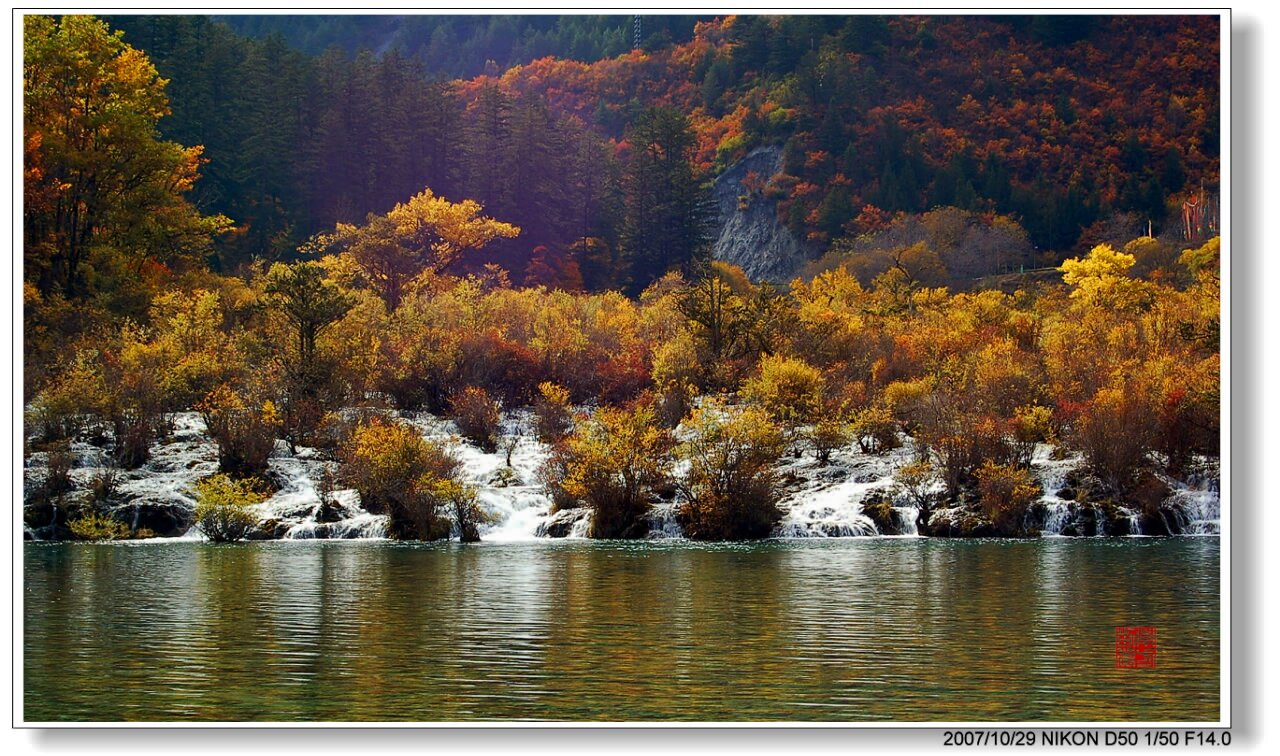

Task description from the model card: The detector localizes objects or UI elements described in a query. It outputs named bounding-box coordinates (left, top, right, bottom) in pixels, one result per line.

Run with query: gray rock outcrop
left=711, top=145, right=811, bottom=282
left=535, top=507, right=591, bottom=538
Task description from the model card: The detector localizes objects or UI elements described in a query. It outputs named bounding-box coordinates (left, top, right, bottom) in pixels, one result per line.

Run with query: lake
left=23, top=537, right=1220, bottom=723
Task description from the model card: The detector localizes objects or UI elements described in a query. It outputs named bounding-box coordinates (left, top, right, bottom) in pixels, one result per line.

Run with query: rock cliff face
left=711, top=146, right=811, bottom=282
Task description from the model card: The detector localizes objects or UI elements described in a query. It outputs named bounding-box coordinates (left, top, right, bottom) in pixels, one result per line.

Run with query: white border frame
left=8, top=5, right=1232, bottom=733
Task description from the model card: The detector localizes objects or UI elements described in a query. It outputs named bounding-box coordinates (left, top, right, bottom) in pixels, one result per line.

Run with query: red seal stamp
left=1115, top=626, right=1157, bottom=668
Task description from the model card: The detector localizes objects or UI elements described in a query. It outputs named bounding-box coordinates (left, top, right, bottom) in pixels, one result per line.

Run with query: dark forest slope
left=104, top=14, right=1219, bottom=286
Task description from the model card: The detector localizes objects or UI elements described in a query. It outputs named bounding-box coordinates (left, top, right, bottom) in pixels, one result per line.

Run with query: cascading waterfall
left=1039, top=502, right=1072, bottom=536
left=23, top=409, right=1221, bottom=542
left=1162, top=483, right=1220, bottom=535
left=1120, top=506, right=1143, bottom=536
left=891, top=505, right=920, bottom=536
left=568, top=512, right=592, bottom=538
left=643, top=501, right=685, bottom=539
left=252, top=411, right=560, bottom=542
left=408, top=411, right=557, bottom=542
left=1030, top=446, right=1084, bottom=536
left=771, top=444, right=909, bottom=537
left=114, top=412, right=216, bottom=535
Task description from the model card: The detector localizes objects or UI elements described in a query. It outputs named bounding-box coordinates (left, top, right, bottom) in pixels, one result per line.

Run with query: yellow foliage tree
left=677, top=401, right=786, bottom=540
left=193, top=474, right=264, bottom=543
left=341, top=417, right=473, bottom=540
left=533, top=382, right=574, bottom=442
left=1058, top=243, right=1151, bottom=311
left=975, top=461, right=1040, bottom=536
left=23, top=15, right=231, bottom=298
left=650, top=329, right=702, bottom=425
left=741, top=354, right=824, bottom=444
left=559, top=403, right=672, bottom=538
left=332, top=188, right=520, bottom=310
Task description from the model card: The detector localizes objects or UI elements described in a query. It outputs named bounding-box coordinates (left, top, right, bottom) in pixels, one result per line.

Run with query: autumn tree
left=450, top=386, right=503, bottom=452
left=193, top=474, right=264, bottom=543
left=868, top=242, right=947, bottom=309
left=1072, top=382, right=1157, bottom=497
left=677, top=402, right=787, bottom=540
left=1178, top=236, right=1221, bottom=351
left=263, top=260, right=355, bottom=447
left=741, top=353, right=825, bottom=451
left=197, top=383, right=281, bottom=478
left=1058, top=243, right=1152, bottom=312
left=533, top=381, right=574, bottom=443
left=650, top=330, right=701, bottom=427
left=553, top=402, right=673, bottom=539
left=894, top=460, right=938, bottom=531
left=264, top=261, right=355, bottom=368
left=679, top=267, right=744, bottom=363
left=23, top=15, right=229, bottom=300
left=677, top=261, right=762, bottom=388
left=331, top=188, right=519, bottom=310
left=341, top=417, right=476, bottom=541
left=975, top=461, right=1040, bottom=536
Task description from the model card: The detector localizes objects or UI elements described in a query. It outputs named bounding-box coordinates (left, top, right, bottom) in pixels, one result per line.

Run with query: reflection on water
left=24, top=539, right=1219, bottom=722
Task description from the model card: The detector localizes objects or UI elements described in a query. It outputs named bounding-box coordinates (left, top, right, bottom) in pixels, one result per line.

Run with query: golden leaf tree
left=331, top=188, right=520, bottom=311
left=23, top=15, right=230, bottom=299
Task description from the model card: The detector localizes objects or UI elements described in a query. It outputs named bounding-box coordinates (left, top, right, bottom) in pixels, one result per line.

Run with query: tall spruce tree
left=619, top=106, right=715, bottom=295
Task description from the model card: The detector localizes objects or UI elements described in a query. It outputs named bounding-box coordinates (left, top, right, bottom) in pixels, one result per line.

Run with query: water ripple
left=24, top=539, right=1219, bottom=722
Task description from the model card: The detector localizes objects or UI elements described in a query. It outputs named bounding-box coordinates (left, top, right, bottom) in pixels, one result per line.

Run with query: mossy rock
left=245, top=518, right=292, bottom=540
left=1097, top=501, right=1132, bottom=536
left=1127, top=471, right=1175, bottom=535
left=124, top=497, right=195, bottom=537
left=486, top=466, right=522, bottom=488
left=22, top=498, right=73, bottom=542
left=387, top=513, right=453, bottom=541
left=535, top=507, right=590, bottom=538
left=1138, top=511, right=1172, bottom=536
left=24, top=499, right=62, bottom=530
left=1062, top=470, right=1109, bottom=504
left=927, top=507, right=995, bottom=538
left=1073, top=504, right=1101, bottom=536
left=653, top=482, right=678, bottom=501
left=860, top=491, right=899, bottom=535
left=314, top=497, right=345, bottom=523
left=1127, top=471, right=1173, bottom=512
left=954, top=513, right=994, bottom=537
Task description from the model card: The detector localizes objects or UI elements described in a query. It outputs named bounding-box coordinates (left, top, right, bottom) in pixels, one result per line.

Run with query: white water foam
left=24, top=409, right=1221, bottom=542
left=771, top=439, right=914, bottom=537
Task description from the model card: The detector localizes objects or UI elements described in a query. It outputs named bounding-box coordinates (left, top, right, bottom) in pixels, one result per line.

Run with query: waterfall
left=23, top=407, right=1222, bottom=542
left=245, top=412, right=564, bottom=542
left=406, top=411, right=556, bottom=541
left=1039, top=501, right=1073, bottom=536
left=113, top=412, right=216, bottom=533
left=568, top=513, right=592, bottom=538
left=1031, top=445, right=1083, bottom=536
left=771, top=440, right=912, bottom=537
left=892, top=505, right=920, bottom=536
left=1162, top=484, right=1220, bottom=535
left=284, top=511, right=388, bottom=540
left=644, top=501, right=685, bottom=539
left=1123, top=507, right=1143, bottom=536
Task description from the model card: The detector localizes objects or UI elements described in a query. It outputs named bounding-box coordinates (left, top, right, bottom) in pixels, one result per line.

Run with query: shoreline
left=24, top=409, right=1221, bottom=544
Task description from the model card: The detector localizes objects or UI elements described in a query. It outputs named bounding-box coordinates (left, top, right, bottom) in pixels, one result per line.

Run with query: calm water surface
left=24, top=538, right=1219, bottom=722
